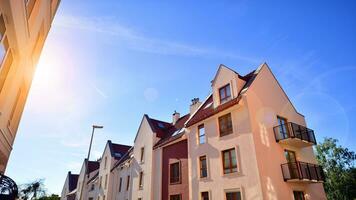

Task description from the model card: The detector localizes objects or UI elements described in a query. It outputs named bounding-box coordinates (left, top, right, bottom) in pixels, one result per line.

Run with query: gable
left=133, top=115, right=156, bottom=144
left=245, top=63, right=303, bottom=117
left=211, top=64, right=246, bottom=108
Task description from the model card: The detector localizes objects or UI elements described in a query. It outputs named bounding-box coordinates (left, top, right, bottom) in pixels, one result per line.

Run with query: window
left=277, top=116, right=289, bottom=138
left=99, top=176, right=102, bottom=188
left=170, top=194, right=181, bottom=200
left=219, top=113, right=233, bottom=136
left=293, top=191, right=305, bottom=200
left=118, top=177, right=122, bottom=192
left=226, top=191, right=241, bottom=200
left=90, top=184, right=94, bottom=191
left=170, top=162, right=180, bottom=184
left=104, top=174, right=108, bottom=189
left=126, top=175, right=130, bottom=191
left=138, top=198, right=142, bottom=200
left=103, top=195, right=105, bottom=200
left=104, top=157, right=107, bottom=169
left=140, top=147, right=145, bottom=162
left=201, top=192, right=209, bottom=200
left=222, top=148, right=238, bottom=174
left=219, top=84, right=231, bottom=103
left=285, top=150, right=298, bottom=178
left=199, top=156, right=208, bottom=178
left=139, top=171, right=143, bottom=189
left=198, top=124, right=206, bottom=144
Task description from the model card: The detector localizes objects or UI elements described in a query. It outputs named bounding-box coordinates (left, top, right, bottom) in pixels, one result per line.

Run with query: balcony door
left=285, top=150, right=299, bottom=179
left=277, top=116, right=289, bottom=139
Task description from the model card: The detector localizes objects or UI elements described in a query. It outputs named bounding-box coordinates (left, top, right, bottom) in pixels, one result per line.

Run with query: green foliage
left=316, top=137, right=356, bottom=200
left=37, top=194, right=60, bottom=200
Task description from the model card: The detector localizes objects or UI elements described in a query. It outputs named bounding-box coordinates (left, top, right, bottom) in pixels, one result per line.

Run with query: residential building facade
left=185, top=64, right=326, bottom=200
left=60, top=171, right=79, bottom=200
left=61, top=64, right=326, bottom=200
left=0, top=0, right=60, bottom=173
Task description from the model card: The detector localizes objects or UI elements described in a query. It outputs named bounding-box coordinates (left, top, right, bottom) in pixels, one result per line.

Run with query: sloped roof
left=87, top=160, right=100, bottom=174
left=153, top=114, right=190, bottom=148
left=186, top=65, right=261, bottom=127
left=108, top=141, right=132, bottom=160
left=68, top=172, right=79, bottom=192
left=110, top=147, right=133, bottom=172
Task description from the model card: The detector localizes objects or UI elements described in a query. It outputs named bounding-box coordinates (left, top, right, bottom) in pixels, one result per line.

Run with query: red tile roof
left=87, top=160, right=100, bottom=174
left=152, top=114, right=190, bottom=148
left=186, top=69, right=258, bottom=127
left=108, top=141, right=132, bottom=160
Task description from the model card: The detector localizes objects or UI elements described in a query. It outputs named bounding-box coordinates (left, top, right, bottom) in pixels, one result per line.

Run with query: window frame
left=201, top=191, right=210, bottom=200
left=118, top=177, right=122, bottom=192
left=169, top=161, right=181, bottom=184
left=222, top=148, right=238, bottom=174
left=199, top=155, right=208, bottom=178
left=218, top=113, right=233, bottom=137
left=293, top=191, right=305, bottom=200
left=126, top=175, right=130, bottom=191
left=225, top=190, right=242, bottom=200
left=219, top=83, right=232, bottom=104
left=139, top=171, right=144, bottom=189
left=169, top=194, right=181, bottom=200
left=198, top=124, right=206, bottom=144
left=140, top=147, right=145, bottom=163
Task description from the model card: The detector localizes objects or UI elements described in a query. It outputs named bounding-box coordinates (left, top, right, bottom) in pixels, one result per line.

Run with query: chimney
left=190, top=98, right=202, bottom=115
left=172, top=110, right=180, bottom=125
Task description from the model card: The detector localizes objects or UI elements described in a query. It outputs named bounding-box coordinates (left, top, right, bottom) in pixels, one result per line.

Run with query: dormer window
left=219, top=84, right=231, bottom=104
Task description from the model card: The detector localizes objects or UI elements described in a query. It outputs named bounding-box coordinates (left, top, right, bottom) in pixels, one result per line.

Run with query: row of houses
left=60, top=64, right=327, bottom=200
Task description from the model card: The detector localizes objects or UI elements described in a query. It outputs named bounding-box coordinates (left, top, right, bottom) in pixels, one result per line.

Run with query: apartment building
left=61, top=63, right=326, bottom=200
left=0, top=0, right=60, bottom=173
left=152, top=112, right=190, bottom=200
left=75, top=159, right=100, bottom=200
left=110, top=148, right=134, bottom=200
left=60, top=171, right=79, bottom=200
left=185, top=64, right=326, bottom=200
left=97, top=141, right=131, bottom=200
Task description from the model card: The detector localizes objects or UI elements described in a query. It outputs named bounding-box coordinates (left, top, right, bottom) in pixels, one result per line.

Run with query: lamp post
left=79, top=125, right=103, bottom=200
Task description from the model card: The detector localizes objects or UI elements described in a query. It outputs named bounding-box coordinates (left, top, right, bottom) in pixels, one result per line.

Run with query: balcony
left=281, top=161, right=325, bottom=183
left=273, top=122, right=316, bottom=147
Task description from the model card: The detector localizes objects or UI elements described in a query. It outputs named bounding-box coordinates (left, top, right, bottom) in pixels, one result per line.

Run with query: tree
left=19, top=179, right=46, bottom=200
left=38, top=194, right=60, bottom=200
left=316, top=137, right=356, bottom=200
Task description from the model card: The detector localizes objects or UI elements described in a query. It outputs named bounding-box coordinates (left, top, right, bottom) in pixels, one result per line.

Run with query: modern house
left=185, top=64, right=326, bottom=200
left=0, top=0, right=60, bottom=173
left=62, top=63, right=326, bottom=200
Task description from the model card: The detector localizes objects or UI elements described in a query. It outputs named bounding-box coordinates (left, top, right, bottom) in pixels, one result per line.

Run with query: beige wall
left=244, top=64, right=326, bottom=200
left=0, top=0, right=60, bottom=173
left=187, top=66, right=264, bottom=199
left=187, top=104, right=264, bottom=200
left=60, top=173, right=70, bottom=200
left=111, top=158, right=133, bottom=200
left=131, top=116, right=156, bottom=200
left=152, top=147, right=162, bottom=200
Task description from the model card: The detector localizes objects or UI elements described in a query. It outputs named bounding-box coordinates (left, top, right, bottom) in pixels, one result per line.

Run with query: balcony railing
left=281, top=161, right=325, bottom=182
left=273, top=122, right=316, bottom=146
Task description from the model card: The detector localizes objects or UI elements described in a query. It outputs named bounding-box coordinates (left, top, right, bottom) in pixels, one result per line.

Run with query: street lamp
left=79, top=125, right=103, bottom=200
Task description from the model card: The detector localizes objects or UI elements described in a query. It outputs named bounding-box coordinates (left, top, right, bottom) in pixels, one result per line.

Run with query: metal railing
left=281, top=161, right=325, bottom=182
left=273, top=122, right=316, bottom=144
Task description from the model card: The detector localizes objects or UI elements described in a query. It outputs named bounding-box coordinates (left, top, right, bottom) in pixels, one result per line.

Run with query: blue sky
left=6, top=0, right=356, bottom=195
